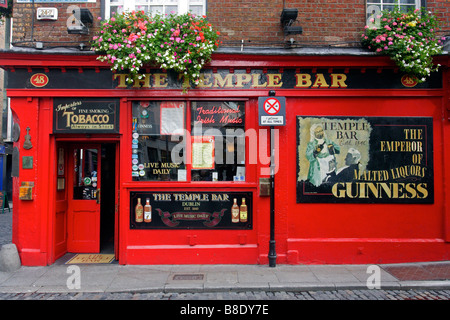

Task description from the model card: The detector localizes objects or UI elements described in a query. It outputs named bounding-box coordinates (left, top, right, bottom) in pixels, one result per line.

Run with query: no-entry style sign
left=258, top=96, right=286, bottom=126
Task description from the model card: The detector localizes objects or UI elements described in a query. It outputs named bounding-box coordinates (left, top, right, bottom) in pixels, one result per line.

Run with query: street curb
left=2, top=281, right=449, bottom=295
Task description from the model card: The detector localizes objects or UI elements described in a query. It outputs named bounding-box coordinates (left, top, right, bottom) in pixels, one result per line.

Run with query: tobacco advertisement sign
left=53, top=98, right=120, bottom=133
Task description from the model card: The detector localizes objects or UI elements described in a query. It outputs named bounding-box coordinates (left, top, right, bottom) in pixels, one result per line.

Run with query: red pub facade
left=0, top=0, right=449, bottom=266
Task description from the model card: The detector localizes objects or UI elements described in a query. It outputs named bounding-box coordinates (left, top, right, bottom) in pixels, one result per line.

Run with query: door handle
left=96, top=188, right=101, bottom=204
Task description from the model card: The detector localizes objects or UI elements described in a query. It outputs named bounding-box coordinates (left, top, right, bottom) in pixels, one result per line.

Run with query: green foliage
left=91, top=10, right=221, bottom=89
left=361, top=7, right=444, bottom=82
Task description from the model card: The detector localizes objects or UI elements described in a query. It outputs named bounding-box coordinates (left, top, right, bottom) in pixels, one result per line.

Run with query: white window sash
left=105, top=0, right=205, bottom=19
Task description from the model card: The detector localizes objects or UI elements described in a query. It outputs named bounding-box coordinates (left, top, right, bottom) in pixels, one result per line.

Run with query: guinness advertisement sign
left=53, top=98, right=120, bottom=133
left=296, top=116, right=434, bottom=204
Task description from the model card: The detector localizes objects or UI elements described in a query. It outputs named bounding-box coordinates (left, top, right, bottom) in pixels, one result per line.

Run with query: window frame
left=130, top=99, right=251, bottom=184
left=365, top=0, right=424, bottom=27
left=105, top=0, right=206, bottom=19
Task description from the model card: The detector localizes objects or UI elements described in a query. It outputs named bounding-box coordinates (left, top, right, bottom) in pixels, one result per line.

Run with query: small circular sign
left=30, top=73, right=49, bottom=88
left=401, top=75, right=418, bottom=88
left=263, top=98, right=281, bottom=115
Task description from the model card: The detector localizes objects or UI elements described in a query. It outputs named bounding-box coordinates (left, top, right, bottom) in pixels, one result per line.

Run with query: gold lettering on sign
left=114, top=71, right=349, bottom=89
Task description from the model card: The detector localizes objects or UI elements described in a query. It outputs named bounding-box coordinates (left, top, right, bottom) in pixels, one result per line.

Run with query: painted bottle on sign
left=144, top=198, right=152, bottom=223
left=239, top=198, right=247, bottom=223
left=231, top=198, right=239, bottom=223
left=135, top=198, right=144, bottom=223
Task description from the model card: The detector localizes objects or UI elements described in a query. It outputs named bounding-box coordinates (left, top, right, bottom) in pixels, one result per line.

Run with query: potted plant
left=91, top=10, right=221, bottom=90
left=361, top=7, right=445, bottom=83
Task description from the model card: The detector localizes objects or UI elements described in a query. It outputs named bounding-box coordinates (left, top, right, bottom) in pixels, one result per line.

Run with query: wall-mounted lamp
left=280, top=8, right=303, bottom=35
left=67, top=8, right=93, bottom=35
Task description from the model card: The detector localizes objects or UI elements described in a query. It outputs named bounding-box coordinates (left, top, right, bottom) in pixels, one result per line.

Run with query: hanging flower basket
left=361, top=8, right=445, bottom=83
left=91, top=11, right=221, bottom=89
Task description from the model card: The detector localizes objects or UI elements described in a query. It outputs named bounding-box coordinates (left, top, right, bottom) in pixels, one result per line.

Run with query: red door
left=67, top=144, right=102, bottom=253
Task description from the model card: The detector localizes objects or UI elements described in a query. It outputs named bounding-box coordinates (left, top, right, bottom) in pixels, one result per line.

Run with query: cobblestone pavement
left=0, top=208, right=12, bottom=248
left=1, top=289, right=450, bottom=300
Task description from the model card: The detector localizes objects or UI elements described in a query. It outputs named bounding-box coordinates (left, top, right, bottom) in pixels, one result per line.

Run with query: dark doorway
left=100, top=143, right=116, bottom=253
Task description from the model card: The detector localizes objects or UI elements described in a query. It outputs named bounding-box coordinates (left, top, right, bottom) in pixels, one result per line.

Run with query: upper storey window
left=366, top=0, right=422, bottom=27
left=107, top=0, right=206, bottom=18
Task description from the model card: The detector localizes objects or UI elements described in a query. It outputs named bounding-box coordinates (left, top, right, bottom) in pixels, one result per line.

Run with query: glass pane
left=110, top=5, right=124, bottom=16
left=165, top=5, right=178, bottom=14
left=191, top=101, right=246, bottom=182
left=400, top=4, right=416, bottom=13
left=150, top=5, right=164, bottom=14
left=73, top=148, right=98, bottom=200
left=188, top=5, right=203, bottom=16
left=132, top=101, right=186, bottom=181
left=135, top=5, right=150, bottom=13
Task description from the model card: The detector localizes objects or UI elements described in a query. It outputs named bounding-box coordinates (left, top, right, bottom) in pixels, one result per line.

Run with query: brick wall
left=207, top=0, right=367, bottom=47
left=9, top=0, right=450, bottom=49
left=11, top=0, right=101, bottom=48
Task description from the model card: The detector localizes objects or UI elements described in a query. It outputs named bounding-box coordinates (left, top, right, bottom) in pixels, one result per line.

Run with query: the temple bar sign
left=53, top=98, right=120, bottom=133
